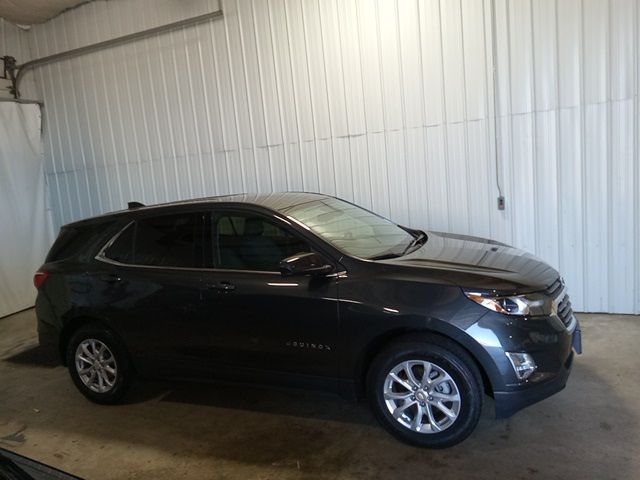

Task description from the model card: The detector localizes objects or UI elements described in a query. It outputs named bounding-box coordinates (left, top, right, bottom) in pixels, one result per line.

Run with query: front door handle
left=100, top=273, right=121, bottom=284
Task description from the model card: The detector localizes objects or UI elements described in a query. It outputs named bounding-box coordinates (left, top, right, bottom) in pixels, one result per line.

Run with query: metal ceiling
left=0, top=0, right=86, bottom=24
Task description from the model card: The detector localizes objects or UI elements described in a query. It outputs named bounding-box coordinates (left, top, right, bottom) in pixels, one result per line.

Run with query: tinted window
left=213, top=214, right=310, bottom=271
left=47, top=222, right=114, bottom=262
left=282, top=197, right=414, bottom=259
left=103, top=222, right=135, bottom=264
left=135, top=214, right=200, bottom=267
left=103, top=214, right=202, bottom=268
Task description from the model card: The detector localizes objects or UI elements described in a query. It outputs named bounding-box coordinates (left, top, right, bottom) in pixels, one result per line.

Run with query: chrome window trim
left=96, top=254, right=213, bottom=273
left=97, top=252, right=340, bottom=276
left=94, top=213, right=346, bottom=276
left=95, top=220, right=209, bottom=273
left=95, top=220, right=134, bottom=263
left=97, top=246, right=281, bottom=275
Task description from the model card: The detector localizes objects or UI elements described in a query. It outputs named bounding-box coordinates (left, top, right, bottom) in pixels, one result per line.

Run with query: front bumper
left=493, top=319, right=581, bottom=418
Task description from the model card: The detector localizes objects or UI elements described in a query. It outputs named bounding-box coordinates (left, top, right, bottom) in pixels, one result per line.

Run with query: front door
left=199, top=209, right=341, bottom=378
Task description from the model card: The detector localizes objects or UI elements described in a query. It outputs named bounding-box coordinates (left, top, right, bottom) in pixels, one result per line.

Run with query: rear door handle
left=206, top=281, right=236, bottom=293
left=217, top=282, right=236, bottom=292
left=100, top=273, right=121, bottom=284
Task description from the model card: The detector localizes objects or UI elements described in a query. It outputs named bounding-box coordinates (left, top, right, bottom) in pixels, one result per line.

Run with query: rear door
left=198, top=208, right=341, bottom=378
left=93, top=211, right=205, bottom=374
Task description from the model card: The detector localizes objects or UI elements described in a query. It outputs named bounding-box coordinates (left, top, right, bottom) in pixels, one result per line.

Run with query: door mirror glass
left=279, top=252, right=333, bottom=277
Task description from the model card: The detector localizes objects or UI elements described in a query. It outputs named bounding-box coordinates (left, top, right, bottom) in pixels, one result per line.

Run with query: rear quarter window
left=102, top=222, right=135, bottom=264
left=46, top=222, right=115, bottom=262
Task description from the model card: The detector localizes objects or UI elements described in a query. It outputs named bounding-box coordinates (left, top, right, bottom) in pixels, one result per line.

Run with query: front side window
left=281, top=197, right=415, bottom=259
left=103, top=213, right=202, bottom=268
left=213, top=213, right=310, bottom=271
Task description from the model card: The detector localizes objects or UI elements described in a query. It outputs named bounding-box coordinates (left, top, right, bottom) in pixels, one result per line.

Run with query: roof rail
left=128, top=201, right=145, bottom=209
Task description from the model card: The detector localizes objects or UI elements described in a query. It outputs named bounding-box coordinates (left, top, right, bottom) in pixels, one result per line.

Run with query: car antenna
left=128, top=201, right=145, bottom=209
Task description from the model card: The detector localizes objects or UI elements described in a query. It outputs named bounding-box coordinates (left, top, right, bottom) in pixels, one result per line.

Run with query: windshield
left=282, top=197, right=416, bottom=259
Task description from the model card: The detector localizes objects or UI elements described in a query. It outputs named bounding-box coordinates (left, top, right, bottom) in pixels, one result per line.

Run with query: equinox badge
left=286, top=340, right=332, bottom=351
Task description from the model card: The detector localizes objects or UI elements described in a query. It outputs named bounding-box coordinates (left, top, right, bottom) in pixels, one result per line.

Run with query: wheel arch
left=356, top=326, right=501, bottom=400
left=58, top=315, right=132, bottom=370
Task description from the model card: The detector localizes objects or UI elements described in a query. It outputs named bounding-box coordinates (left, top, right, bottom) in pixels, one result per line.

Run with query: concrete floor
left=0, top=310, right=638, bottom=480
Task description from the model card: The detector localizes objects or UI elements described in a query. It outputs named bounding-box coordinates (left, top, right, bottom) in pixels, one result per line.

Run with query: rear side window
left=47, top=222, right=114, bottom=262
left=136, top=214, right=200, bottom=267
left=103, top=213, right=202, bottom=268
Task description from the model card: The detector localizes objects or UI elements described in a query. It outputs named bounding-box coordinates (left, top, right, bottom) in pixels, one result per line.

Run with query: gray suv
left=35, top=192, right=582, bottom=447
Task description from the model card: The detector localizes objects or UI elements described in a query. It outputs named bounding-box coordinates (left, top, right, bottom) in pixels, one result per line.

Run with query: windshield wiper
left=370, top=230, right=428, bottom=260
left=400, top=230, right=428, bottom=256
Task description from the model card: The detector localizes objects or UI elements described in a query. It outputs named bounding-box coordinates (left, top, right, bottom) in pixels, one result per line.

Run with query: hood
left=378, top=231, right=559, bottom=294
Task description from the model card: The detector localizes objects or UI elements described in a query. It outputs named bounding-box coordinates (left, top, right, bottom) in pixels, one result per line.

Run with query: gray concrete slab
left=0, top=309, right=638, bottom=479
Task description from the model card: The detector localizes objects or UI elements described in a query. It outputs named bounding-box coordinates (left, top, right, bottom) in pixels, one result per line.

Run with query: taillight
left=33, top=271, right=49, bottom=289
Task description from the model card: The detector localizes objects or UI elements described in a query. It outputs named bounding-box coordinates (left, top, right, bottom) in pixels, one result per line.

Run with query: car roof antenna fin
left=128, top=201, right=145, bottom=209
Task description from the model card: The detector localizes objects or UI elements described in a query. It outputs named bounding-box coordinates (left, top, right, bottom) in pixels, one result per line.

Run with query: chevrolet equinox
left=35, top=192, right=582, bottom=448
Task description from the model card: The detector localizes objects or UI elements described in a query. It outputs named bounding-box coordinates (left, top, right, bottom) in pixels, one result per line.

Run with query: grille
left=546, top=277, right=574, bottom=328
left=545, top=278, right=563, bottom=298
left=556, top=294, right=574, bottom=327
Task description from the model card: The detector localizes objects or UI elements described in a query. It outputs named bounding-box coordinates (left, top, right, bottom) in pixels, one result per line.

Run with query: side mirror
left=279, top=252, right=334, bottom=277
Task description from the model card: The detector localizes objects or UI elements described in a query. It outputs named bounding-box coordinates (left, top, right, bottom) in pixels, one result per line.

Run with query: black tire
left=66, top=323, right=132, bottom=404
left=367, top=334, right=483, bottom=448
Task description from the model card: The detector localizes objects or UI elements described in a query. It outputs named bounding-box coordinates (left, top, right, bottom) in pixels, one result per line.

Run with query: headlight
left=463, top=290, right=552, bottom=316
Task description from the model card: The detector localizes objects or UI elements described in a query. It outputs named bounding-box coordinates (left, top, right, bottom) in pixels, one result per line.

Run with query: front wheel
left=367, top=336, right=483, bottom=448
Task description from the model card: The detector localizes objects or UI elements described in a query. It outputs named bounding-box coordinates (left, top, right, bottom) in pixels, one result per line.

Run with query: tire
left=367, top=335, right=483, bottom=448
left=66, top=323, right=132, bottom=404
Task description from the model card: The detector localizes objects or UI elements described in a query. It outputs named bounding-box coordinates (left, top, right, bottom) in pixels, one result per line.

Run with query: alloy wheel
left=75, top=339, right=118, bottom=393
left=383, top=360, right=461, bottom=434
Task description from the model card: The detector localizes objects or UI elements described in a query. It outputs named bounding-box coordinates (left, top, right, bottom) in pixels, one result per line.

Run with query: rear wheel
left=367, top=336, right=482, bottom=448
left=66, top=324, right=132, bottom=404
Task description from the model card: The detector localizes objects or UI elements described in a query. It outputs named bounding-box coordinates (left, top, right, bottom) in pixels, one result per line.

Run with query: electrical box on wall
left=0, top=57, right=14, bottom=99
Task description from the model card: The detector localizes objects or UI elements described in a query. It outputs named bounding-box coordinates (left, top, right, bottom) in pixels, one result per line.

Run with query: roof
left=145, top=191, right=330, bottom=212
left=66, top=192, right=332, bottom=227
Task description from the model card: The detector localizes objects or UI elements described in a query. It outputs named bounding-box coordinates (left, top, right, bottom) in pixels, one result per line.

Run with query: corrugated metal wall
left=6, top=0, right=640, bottom=313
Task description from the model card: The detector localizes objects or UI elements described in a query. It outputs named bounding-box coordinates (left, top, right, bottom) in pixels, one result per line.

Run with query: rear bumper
left=36, top=294, right=62, bottom=361
left=37, top=317, right=60, bottom=351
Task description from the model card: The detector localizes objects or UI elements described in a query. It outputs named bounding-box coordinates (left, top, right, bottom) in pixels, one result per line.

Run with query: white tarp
left=0, top=101, right=53, bottom=317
